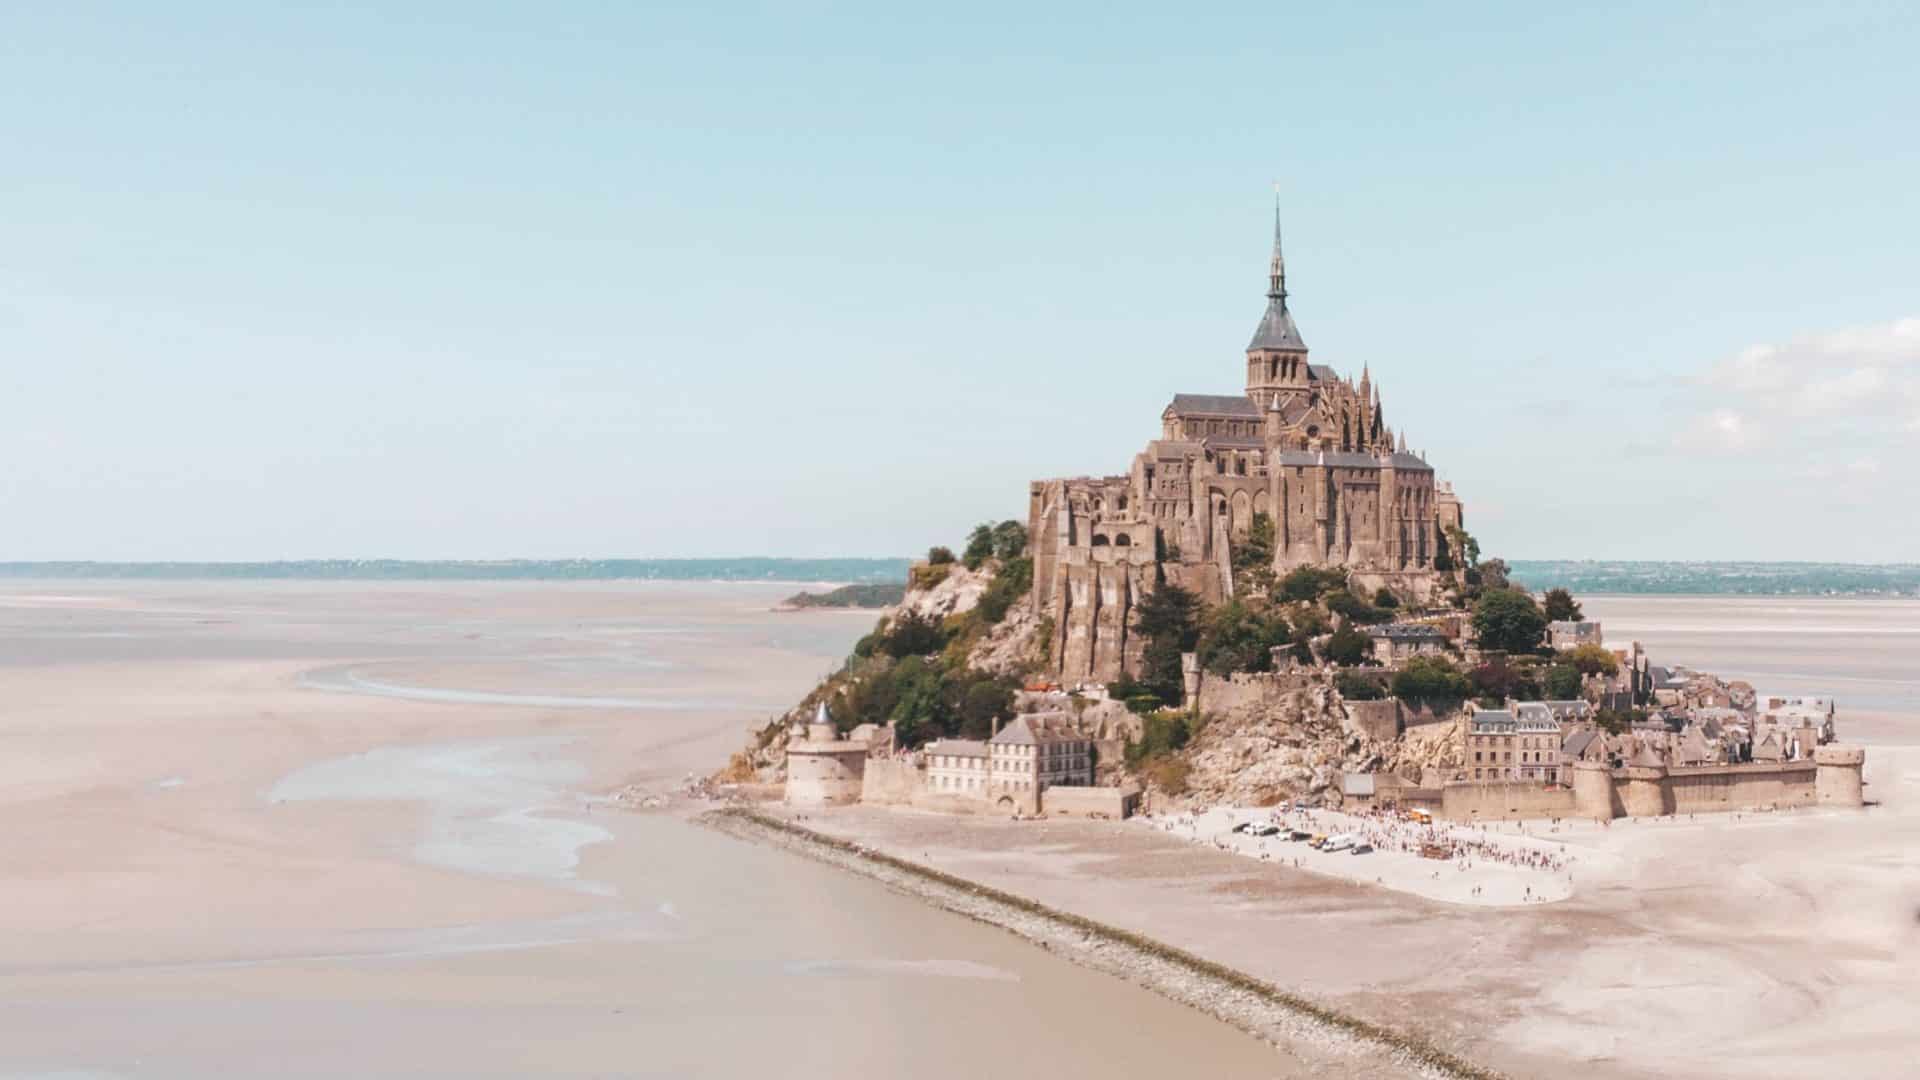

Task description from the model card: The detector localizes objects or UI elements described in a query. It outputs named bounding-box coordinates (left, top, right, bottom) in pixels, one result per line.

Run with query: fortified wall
left=1432, top=749, right=1866, bottom=822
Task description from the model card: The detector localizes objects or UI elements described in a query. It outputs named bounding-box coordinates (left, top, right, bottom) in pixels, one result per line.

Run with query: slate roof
left=1562, top=730, right=1601, bottom=759
left=1470, top=710, right=1515, bottom=733
left=1369, top=623, right=1446, bottom=640
left=1168, top=393, right=1261, bottom=418
left=925, top=738, right=987, bottom=758
left=1270, top=450, right=1434, bottom=471
left=1248, top=297, right=1307, bottom=351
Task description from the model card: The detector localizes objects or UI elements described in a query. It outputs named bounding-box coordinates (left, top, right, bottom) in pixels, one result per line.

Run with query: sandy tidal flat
left=0, top=581, right=1288, bottom=1080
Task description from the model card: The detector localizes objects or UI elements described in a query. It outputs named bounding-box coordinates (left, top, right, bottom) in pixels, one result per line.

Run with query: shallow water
left=1581, top=595, right=1920, bottom=738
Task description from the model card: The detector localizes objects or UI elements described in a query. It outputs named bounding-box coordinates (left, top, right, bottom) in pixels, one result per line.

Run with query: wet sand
left=0, top=582, right=1287, bottom=1079
left=4, top=583, right=1913, bottom=1078
left=797, top=747, right=1920, bottom=1079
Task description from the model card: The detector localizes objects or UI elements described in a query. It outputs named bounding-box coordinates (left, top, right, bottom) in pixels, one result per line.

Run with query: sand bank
left=701, top=807, right=1494, bottom=1080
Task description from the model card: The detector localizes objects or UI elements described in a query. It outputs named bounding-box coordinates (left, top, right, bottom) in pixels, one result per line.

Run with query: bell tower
left=1245, top=196, right=1309, bottom=409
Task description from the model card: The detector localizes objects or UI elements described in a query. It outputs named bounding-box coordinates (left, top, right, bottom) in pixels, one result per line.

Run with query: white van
left=1320, top=833, right=1356, bottom=853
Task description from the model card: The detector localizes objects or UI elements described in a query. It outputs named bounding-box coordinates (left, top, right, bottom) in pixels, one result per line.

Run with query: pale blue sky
left=4, top=3, right=1916, bottom=561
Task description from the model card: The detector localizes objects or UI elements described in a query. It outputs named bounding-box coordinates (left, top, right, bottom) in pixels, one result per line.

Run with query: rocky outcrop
left=897, top=563, right=989, bottom=622
left=1153, top=678, right=1465, bottom=809
left=962, top=592, right=1043, bottom=677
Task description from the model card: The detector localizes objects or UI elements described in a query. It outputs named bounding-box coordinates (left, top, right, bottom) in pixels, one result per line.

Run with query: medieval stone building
left=1031, top=208, right=1466, bottom=684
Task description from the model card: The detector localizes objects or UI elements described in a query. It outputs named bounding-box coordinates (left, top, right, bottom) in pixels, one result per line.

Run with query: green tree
left=879, top=611, right=947, bottom=658
left=1123, top=710, right=1191, bottom=767
left=1231, top=513, right=1277, bottom=594
left=1278, top=565, right=1348, bottom=602
left=1470, top=656, right=1539, bottom=702
left=1595, top=707, right=1645, bottom=736
left=1542, top=587, right=1583, bottom=623
left=975, top=556, right=1032, bottom=625
left=991, top=519, right=1029, bottom=561
left=1543, top=663, right=1583, bottom=700
left=1391, top=656, right=1473, bottom=705
left=1323, top=625, right=1375, bottom=666
left=1445, top=526, right=1480, bottom=569
left=1196, top=600, right=1290, bottom=676
left=927, top=546, right=955, bottom=565
left=886, top=656, right=946, bottom=746
left=962, top=524, right=995, bottom=569
left=1122, top=584, right=1200, bottom=706
left=1134, top=584, right=1200, bottom=648
left=955, top=677, right=1015, bottom=739
left=1335, top=671, right=1386, bottom=700
left=1478, top=557, right=1511, bottom=592
left=1326, top=590, right=1392, bottom=625
left=1564, top=643, right=1620, bottom=677
left=1373, top=588, right=1400, bottom=609
left=1472, top=589, right=1547, bottom=654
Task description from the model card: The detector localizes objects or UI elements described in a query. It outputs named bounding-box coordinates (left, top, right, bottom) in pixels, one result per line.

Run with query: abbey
left=1030, top=209, right=1465, bottom=683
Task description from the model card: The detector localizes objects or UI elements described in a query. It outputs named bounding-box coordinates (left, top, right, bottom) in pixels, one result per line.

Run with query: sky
left=3, top=3, right=1917, bottom=562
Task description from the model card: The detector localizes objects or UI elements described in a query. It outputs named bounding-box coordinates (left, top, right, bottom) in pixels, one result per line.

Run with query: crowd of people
left=1146, top=802, right=1577, bottom=891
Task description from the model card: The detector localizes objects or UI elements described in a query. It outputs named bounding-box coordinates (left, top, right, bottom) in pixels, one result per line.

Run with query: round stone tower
left=1620, top=764, right=1671, bottom=818
left=1572, top=760, right=1617, bottom=821
left=1814, top=745, right=1866, bottom=807
left=784, top=703, right=866, bottom=806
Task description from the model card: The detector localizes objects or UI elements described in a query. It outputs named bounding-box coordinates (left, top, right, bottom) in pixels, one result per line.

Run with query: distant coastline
left=0, top=558, right=913, bottom=584
left=1, top=558, right=1914, bottom=596
left=1508, top=560, right=1920, bottom=596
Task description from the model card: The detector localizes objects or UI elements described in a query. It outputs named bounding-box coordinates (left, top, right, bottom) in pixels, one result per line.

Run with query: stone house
left=925, top=738, right=989, bottom=795
left=1468, top=706, right=1563, bottom=784
left=988, top=714, right=1094, bottom=796
left=1548, top=620, right=1603, bottom=650
left=1365, top=622, right=1450, bottom=668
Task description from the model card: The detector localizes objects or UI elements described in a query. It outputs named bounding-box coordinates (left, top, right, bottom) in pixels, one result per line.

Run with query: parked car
left=1250, top=823, right=1282, bottom=837
left=1349, top=843, right=1374, bottom=855
left=1288, top=830, right=1313, bottom=842
left=1307, top=834, right=1328, bottom=849
left=1230, top=822, right=1252, bottom=834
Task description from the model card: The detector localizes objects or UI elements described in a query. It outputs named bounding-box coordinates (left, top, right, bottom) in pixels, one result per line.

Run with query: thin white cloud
left=1678, top=317, right=1920, bottom=455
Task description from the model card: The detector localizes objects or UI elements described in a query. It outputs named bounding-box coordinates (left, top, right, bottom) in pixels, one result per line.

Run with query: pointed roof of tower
left=1248, top=196, right=1307, bottom=352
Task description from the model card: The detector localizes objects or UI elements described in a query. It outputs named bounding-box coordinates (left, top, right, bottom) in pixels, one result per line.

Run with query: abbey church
left=1030, top=209, right=1465, bottom=683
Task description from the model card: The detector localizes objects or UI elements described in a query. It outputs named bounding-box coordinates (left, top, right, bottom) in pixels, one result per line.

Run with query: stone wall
left=860, top=758, right=921, bottom=806
left=1343, top=699, right=1401, bottom=743
left=1441, top=755, right=1855, bottom=822
left=1440, top=781, right=1579, bottom=822
left=1399, top=701, right=1460, bottom=731
left=1665, top=762, right=1817, bottom=814
left=1041, top=784, right=1141, bottom=819
left=1196, top=670, right=1315, bottom=715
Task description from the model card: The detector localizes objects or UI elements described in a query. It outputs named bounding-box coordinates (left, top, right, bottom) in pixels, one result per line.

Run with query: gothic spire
left=1247, top=193, right=1307, bottom=352
left=1268, top=195, right=1288, bottom=303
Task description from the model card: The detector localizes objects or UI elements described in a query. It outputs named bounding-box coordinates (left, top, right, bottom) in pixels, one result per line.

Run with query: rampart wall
left=1440, top=781, right=1578, bottom=822
left=1042, top=785, right=1141, bottom=819
left=1439, top=753, right=1857, bottom=822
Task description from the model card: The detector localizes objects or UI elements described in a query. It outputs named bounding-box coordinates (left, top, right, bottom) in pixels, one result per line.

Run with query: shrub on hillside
left=1323, top=626, right=1375, bottom=666
left=975, top=555, right=1031, bottom=625
left=1196, top=600, right=1290, bottom=676
left=1472, top=588, right=1547, bottom=654
left=1391, top=656, right=1472, bottom=705
left=1543, top=662, right=1583, bottom=700
left=1278, top=565, right=1349, bottom=602
left=1335, top=671, right=1387, bottom=700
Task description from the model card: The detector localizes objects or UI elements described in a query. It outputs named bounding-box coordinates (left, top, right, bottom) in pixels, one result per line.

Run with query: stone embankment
left=700, top=808, right=1500, bottom=1080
